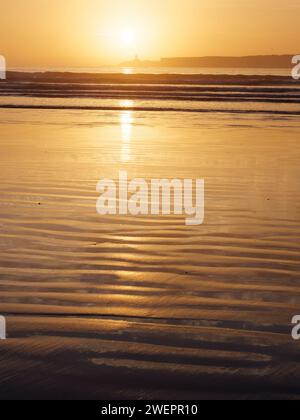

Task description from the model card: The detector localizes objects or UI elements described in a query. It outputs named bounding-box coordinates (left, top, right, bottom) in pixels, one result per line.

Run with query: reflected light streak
left=120, top=101, right=134, bottom=162
left=122, top=68, right=134, bottom=75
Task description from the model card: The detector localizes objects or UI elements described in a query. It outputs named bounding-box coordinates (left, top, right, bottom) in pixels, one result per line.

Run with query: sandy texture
left=0, top=78, right=300, bottom=399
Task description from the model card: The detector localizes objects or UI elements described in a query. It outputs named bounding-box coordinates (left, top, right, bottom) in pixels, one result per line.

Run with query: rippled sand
left=0, top=106, right=300, bottom=399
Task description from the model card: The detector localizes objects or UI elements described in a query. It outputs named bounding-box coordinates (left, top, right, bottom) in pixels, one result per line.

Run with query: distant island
left=121, top=55, right=295, bottom=68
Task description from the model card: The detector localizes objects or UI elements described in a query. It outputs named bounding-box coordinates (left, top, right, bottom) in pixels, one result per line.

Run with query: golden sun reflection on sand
left=120, top=101, right=134, bottom=163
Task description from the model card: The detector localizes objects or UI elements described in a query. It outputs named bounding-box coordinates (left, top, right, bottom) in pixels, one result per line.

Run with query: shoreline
left=0, top=105, right=299, bottom=116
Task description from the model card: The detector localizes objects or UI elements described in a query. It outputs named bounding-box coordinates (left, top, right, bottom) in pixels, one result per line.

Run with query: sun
left=120, top=30, right=135, bottom=46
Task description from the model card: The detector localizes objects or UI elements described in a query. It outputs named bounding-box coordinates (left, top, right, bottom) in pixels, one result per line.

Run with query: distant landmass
left=121, top=55, right=295, bottom=68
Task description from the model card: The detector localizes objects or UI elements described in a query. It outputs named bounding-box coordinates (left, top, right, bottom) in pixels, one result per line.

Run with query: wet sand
left=0, top=76, right=300, bottom=399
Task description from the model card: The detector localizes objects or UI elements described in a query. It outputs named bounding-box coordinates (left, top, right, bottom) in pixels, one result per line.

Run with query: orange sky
left=1, top=0, right=299, bottom=67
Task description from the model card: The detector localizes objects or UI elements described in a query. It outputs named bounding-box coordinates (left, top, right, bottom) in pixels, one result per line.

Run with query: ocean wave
left=1, top=72, right=300, bottom=114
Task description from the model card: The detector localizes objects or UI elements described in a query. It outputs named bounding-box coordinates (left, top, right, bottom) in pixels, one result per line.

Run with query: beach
left=0, top=72, right=300, bottom=399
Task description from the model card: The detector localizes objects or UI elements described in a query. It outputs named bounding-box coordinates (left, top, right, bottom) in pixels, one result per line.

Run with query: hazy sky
left=1, top=0, right=299, bottom=67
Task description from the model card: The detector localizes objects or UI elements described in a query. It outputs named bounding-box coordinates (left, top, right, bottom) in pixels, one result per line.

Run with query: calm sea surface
left=9, top=65, right=293, bottom=76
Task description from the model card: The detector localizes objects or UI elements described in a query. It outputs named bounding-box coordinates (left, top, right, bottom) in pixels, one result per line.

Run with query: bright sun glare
left=121, top=30, right=135, bottom=46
